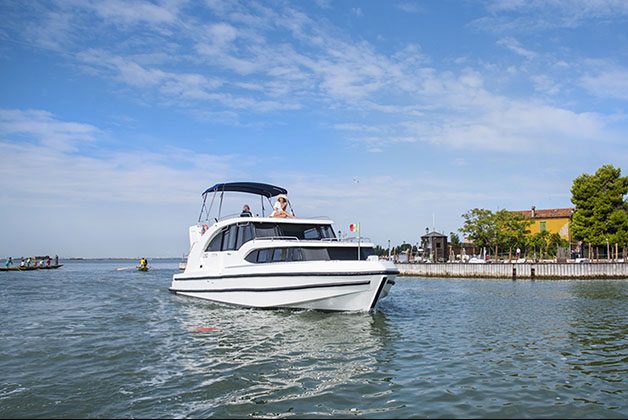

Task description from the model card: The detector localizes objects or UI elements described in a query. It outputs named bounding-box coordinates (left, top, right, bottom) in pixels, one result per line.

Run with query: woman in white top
left=270, top=194, right=295, bottom=218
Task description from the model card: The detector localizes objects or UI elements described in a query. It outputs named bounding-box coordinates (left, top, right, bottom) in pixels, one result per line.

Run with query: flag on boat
left=349, top=223, right=360, bottom=232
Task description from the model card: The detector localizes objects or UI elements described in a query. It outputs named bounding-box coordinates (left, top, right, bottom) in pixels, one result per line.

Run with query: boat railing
left=340, top=237, right=373, bottom=243
left=251, top=236, right=373, bottom=244
left=199, top=214, right=333, bottom=223
left=251, top=236, right=301, bottom=242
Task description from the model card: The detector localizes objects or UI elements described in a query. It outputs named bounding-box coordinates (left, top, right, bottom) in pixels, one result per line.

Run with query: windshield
left=205, top=222, right=336, bottom=252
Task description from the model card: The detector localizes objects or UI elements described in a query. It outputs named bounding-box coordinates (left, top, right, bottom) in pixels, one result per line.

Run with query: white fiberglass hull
left=169, top=271, right=397, bottom=311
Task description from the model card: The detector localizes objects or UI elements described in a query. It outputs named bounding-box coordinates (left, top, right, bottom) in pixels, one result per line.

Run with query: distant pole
left=388, top=239, right=391, bottom=259
left=607, top=239, right=610, bottom=261
left=357, top=222, right=361, bottom=260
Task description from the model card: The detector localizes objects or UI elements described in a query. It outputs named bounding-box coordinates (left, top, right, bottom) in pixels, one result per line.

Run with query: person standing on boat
left=139, top=257, right=148, bottom=269
left=26, top=257, right=31, bottom=267
left=240, top=204, right=253, bottom=217
left=5, top=257, right=12, bottom=268
left=271, top=194, right=295, bottom=218
left=20, top=258, right=25, bottom=267
left=54, top=255, right=58, bottom=266
left=46, top=256, right=51, bottom=267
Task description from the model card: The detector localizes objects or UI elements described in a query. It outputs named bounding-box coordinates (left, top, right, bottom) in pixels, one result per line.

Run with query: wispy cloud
left=581, top=63, right=628, bottom=102
left=0, top=109, right=239, bottom=205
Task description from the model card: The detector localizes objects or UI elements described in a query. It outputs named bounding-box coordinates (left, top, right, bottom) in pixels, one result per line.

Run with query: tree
left=449, top=232, right=461, bottom=245
left=459, top=208, right=497, bottom=250
left=459, top=208, right=531, bottom=257
left=494, top=209, right=532, bottom=253
left=571, top=164, right=628, bottom=245
left=525, top=231, right=568, bottom=259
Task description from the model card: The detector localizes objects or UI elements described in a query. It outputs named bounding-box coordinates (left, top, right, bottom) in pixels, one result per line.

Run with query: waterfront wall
left=396, top=263, right=628, bottom=279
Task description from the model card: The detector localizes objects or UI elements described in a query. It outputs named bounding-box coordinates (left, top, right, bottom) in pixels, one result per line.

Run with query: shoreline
left=395, top=262, right=628, bottom=279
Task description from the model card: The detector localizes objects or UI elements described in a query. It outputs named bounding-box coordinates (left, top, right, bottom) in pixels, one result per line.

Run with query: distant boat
left=137, top=265, right=149, bottom=272
left=0, top=264, right=63, bottom=272
left=37, top=264, right=64, bottom=270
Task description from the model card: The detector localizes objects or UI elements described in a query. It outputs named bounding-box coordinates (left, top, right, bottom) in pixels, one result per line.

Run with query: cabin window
left=257, top=248, right=273, bottom=263
left=236, top=223, right=254, bottom=249
left=254, top=223, right=280, bottom=238
left=272, top=248, right=286, bottom=262
left=222, top=225, right=238, bottom=251
left=245, top=246, right=374, bottom=263
left=262, top=223, right=336, bottom=240
left=302, top=247, right=330, bottom=260
left=206, top=229, right=225, bottom=252
left=328, top=247, right=374, bottom=260
left=288, top=248, right=304, bottom=262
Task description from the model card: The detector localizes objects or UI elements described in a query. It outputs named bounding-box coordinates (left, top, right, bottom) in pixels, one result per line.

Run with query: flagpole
left=358, top=222, right=361, bottom=260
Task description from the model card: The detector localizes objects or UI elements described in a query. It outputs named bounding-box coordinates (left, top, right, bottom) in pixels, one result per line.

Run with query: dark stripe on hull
left=170, top=280, right=371, bottom=294
left=173, top=270, right=399, bottom=281
left=370, top=277, right=388, bottom=310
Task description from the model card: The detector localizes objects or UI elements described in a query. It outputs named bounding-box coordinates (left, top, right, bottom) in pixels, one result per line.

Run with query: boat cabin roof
left=203, top=182, right=287, bottom=198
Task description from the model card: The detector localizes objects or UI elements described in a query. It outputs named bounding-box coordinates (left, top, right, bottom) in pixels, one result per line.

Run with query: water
left=1, top=260, right=626, bottom=418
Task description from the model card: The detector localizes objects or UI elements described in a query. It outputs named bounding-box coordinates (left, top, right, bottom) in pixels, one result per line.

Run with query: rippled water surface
left=1, top=260, right=627, bottom=418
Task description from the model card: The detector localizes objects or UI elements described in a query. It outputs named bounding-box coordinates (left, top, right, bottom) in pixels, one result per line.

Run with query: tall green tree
left=460, top=208, right=497, bottom=250
left=459, top=208, right=531, bottom=255
left=571, top=164, right=628, bottom=245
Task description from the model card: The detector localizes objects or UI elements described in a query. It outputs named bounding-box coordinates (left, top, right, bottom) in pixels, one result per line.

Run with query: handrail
left=251, top=236, right=300, bottom=242
left=199, top=214, right=334, bottom=223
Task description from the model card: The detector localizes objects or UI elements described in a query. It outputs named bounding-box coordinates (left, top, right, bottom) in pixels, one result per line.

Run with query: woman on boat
left=271, top=194, right=295, bottom=218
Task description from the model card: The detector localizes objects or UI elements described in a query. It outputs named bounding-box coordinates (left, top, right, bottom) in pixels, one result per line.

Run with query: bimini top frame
left=198, top=182, right=292, bottom=222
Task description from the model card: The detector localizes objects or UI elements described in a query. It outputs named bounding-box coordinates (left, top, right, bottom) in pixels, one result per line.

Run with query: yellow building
left=513, top=206, right=575, bottom=240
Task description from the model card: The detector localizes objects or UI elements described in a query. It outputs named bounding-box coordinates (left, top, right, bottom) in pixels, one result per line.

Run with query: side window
left=304, top=227, right=319, bottom=240
left=206, top=229, right=225, bottom=252
left=272, top=248, right=286, bottom=262
left=254, top=223, right=279, bottom=238
left=288, top=248, right=304, bottom=262
left=303, top=248, right=330, bottom=261
left=360, top=247, right=374, bottom=260
left=257, top=249, right=273, bottom=263
left=322, top=226, right=336, bottom=238
left=222, top=225, right=238, bottom=251
left=245, top=250, right=258, bottom=263
left=236, top=223, right=254, bottom=249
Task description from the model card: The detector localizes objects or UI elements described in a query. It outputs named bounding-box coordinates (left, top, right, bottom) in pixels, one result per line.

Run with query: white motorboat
left=170, top=182, right=397, bottom=311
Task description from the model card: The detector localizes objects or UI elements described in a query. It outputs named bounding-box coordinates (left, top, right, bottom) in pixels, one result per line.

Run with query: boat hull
left=169, top=271, right=396, bottom=311
left=0, top=264, right=63, bottom=271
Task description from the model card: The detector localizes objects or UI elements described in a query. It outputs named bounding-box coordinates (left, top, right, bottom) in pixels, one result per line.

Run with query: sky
left=1, top=0, right=627, bottom=258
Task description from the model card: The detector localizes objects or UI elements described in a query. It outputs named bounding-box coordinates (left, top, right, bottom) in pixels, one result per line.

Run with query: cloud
left=396, top=2, right=424, bottom=14
left=0, top=109, right=99, bottom=152
left=79, top=0, right=180, bottom=25
left=0, top=109, right=239, bottom=205
left=497, top=37, right=537, bottom=60
left=477, top=0, right=628, bottom=31
left=581, top=64, right=628, bottom=102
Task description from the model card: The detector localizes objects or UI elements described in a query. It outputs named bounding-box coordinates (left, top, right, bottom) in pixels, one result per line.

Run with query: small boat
left=137, top=266, right=149, bottom=272
left=0, top=266, right=37, bottom=271
left=0, top=264, right=63, bottom=271
left=170, top=182, right=398, bottom=311
left=37, top=264, right=63, bottom=270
